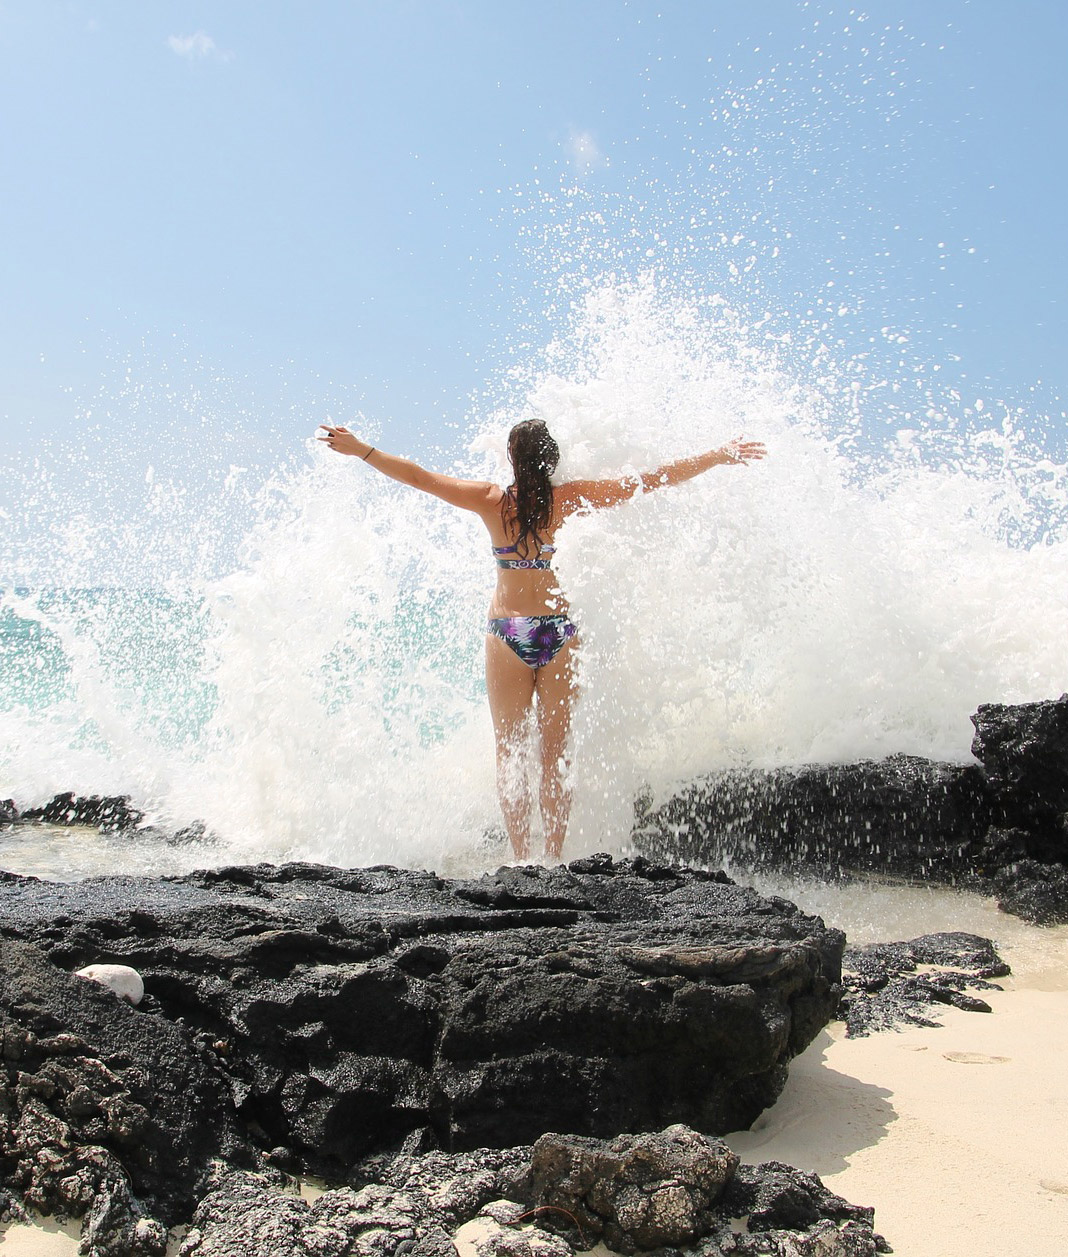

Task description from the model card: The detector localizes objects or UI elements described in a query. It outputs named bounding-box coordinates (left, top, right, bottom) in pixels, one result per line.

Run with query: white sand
left=3, top=911, right=1066, bottom=1257
left=728, top=934, right=1068, bottom=1256
left=0, top=1218, right=80, bottom=1256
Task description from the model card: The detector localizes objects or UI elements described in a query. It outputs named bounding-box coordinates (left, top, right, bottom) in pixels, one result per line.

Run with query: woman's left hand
left=722, top=438, right=767, bottom=465
left=317, top=425, right=364, bottom=456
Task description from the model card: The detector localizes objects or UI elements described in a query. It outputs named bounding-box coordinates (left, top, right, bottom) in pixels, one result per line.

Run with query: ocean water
left=3, top=22, right=1067, bottom=883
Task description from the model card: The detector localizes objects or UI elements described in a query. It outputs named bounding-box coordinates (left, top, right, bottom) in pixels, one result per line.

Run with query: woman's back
left=485, top=488, right=567, bottom=619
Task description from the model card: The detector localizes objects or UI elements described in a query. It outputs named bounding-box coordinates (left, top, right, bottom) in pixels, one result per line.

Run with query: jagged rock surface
left=971, top=694, right=1068, bottom=843
left=839, top=932, right=1010, bottom=1037
left=634, top=696, right=1068, bottom=926
left=529, top=1125, right=740, bottom=1253
left=633, top=755, right=990, bottom=878
left=0, top=938, right=245, bottom=1253
left=178, top=1172, right=458, bottom=1257
left=992, top=858, right=1068, bottom=925
left=0, top=858, right=845, bottom=1253
left=719, top=1159, right=886, bottom=1251
left=174, top=1133, right=888, bottom=1257
left=970, top=696, right=1068, bottom=923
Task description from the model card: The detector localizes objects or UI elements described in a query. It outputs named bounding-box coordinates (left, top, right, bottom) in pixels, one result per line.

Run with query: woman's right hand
left=318, top=425, right=368, bottom=458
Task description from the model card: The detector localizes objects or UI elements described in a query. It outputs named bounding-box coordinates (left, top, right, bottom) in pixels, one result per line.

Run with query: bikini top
left=493, top=542, right=555, bottom=571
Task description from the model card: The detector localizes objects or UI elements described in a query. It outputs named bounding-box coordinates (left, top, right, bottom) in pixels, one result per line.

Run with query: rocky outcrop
left=635, top=696, right=1068, bottom=925
left=992, top=858, right=1068, bottom=925
left=0, top=858, right=846, bottom=1253
left=971, top=695, right=1068, bottom=843
left=174, top=1130, right=888, bottom=1257
left=15, top=793, right=145, bottom=833
left=178, top=1171, right=461, bottom=1257
left=529, top=1125, right=741, bottom=1252
left=838, top=932, right=1010, bottom=1038
left=0, top=938, right=246, bottom=1254
left=633, top=755, right=990, bottom=878
left=971, top=696, right=1068, bottom=923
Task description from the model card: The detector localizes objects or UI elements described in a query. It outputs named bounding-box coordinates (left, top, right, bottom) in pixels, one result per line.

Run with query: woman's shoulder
left=554, top=478, right=599, bottom=514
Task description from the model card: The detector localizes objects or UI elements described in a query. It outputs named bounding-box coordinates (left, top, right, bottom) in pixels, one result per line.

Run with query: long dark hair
left=503, top=419, right=559, bottom=558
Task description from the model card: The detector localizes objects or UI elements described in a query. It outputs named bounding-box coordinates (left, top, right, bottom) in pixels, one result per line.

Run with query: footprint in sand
left=942, top=1051, right=1010, bottom=1065
left=1040, top=1179, right=1068, bottom=1195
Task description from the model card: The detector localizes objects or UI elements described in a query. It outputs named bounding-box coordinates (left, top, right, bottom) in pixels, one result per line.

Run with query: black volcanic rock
left=177, top=1171, right=459, bottom=1257
left=19, top=793, right=144, bottom=833
left=0, top=858, right=844, bottom=1252
left=971, top=695, right=1068, bottom=837
left=970, top=697, right=1068, bottom=885
left=720, top=1158, right=880, bottom=1239
left=631, top=696, right=1068, bottom=925
left=839, top=932, right=1009, bottom=1037
left=633, top=755, right=991, bottom=880
left=0, top=938, right=245, bottom=1254
left=993, top=859, right=1068, bottom=925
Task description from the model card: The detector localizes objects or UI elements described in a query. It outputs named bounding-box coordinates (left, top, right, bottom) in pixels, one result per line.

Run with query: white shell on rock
left=75, top=963, right=145, bottom=1005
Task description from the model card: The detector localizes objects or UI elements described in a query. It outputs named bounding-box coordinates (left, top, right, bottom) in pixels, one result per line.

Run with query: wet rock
left=529, top=1125, right=739, bottom=1253
left=971, top=826, right=1031, bottom=871
left=993, top=859, right=1068, bottom=925
left=0, top=800, right=18, bottom=826
left=633, top=695, right=1068, bottom=926
left=633, top=756, right=990, bottom=881
left=18, top=793, right=144, bottom=833
left=966, top=697, right=1068, bottom=916
left=971, top=695, right=1068, bottom=839
left=0, top=859, right=843, bottom=1180
left=838, top=932, right=1009, bottom=1037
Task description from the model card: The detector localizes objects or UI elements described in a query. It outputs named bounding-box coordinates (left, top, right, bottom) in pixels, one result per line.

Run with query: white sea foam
left=1, top=269, right=1065, bottom=879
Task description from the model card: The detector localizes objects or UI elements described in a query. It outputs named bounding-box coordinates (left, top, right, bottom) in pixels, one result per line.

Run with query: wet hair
left=503, top=419, right=559, bottom=558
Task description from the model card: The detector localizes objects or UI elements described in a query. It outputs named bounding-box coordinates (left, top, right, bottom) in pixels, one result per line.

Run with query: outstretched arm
left=317, top=425, right=501, bottom=514
left=558, top=438, right=767, bottom=514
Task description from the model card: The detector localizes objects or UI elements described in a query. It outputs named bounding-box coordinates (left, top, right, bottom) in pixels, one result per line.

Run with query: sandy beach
left=729, top=932, right=1068, bottom=1256
left=3, top=909, right=1066, bottom=1257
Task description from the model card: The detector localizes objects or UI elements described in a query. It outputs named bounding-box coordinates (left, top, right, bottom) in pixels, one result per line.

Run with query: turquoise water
left=1, top=585, right=482, bottom=758
left=1, top=588, right=215, bottom=748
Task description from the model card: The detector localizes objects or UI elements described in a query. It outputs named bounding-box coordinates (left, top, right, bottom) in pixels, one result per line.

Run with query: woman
left=318, top=420, right=766, bottom=861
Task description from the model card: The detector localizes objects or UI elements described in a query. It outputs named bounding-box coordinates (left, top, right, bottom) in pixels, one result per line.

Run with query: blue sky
left=2, top=0, right=1066, bottom=476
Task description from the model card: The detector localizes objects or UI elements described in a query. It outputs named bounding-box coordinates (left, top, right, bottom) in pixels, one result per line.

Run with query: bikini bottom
left=486, top=614, right=577, bottom=670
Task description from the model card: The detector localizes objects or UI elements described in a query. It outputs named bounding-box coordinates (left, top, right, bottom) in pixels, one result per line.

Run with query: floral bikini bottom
left=486, top=614, right=577, bottom=670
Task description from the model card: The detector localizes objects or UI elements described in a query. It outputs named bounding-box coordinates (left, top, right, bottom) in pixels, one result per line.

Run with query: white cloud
left=167, top=31, right=232, bottom=62
left=564, top=129, right=606, bottom=176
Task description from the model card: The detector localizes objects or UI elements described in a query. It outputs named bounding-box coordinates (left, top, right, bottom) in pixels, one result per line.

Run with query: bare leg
left=485, top=633, right=537, bottom=860
left=535, top=637, right=578, bottom=860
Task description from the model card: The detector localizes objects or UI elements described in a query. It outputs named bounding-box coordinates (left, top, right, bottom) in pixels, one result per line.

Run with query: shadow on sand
left=726, top=1028, right=896, bottom=1177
